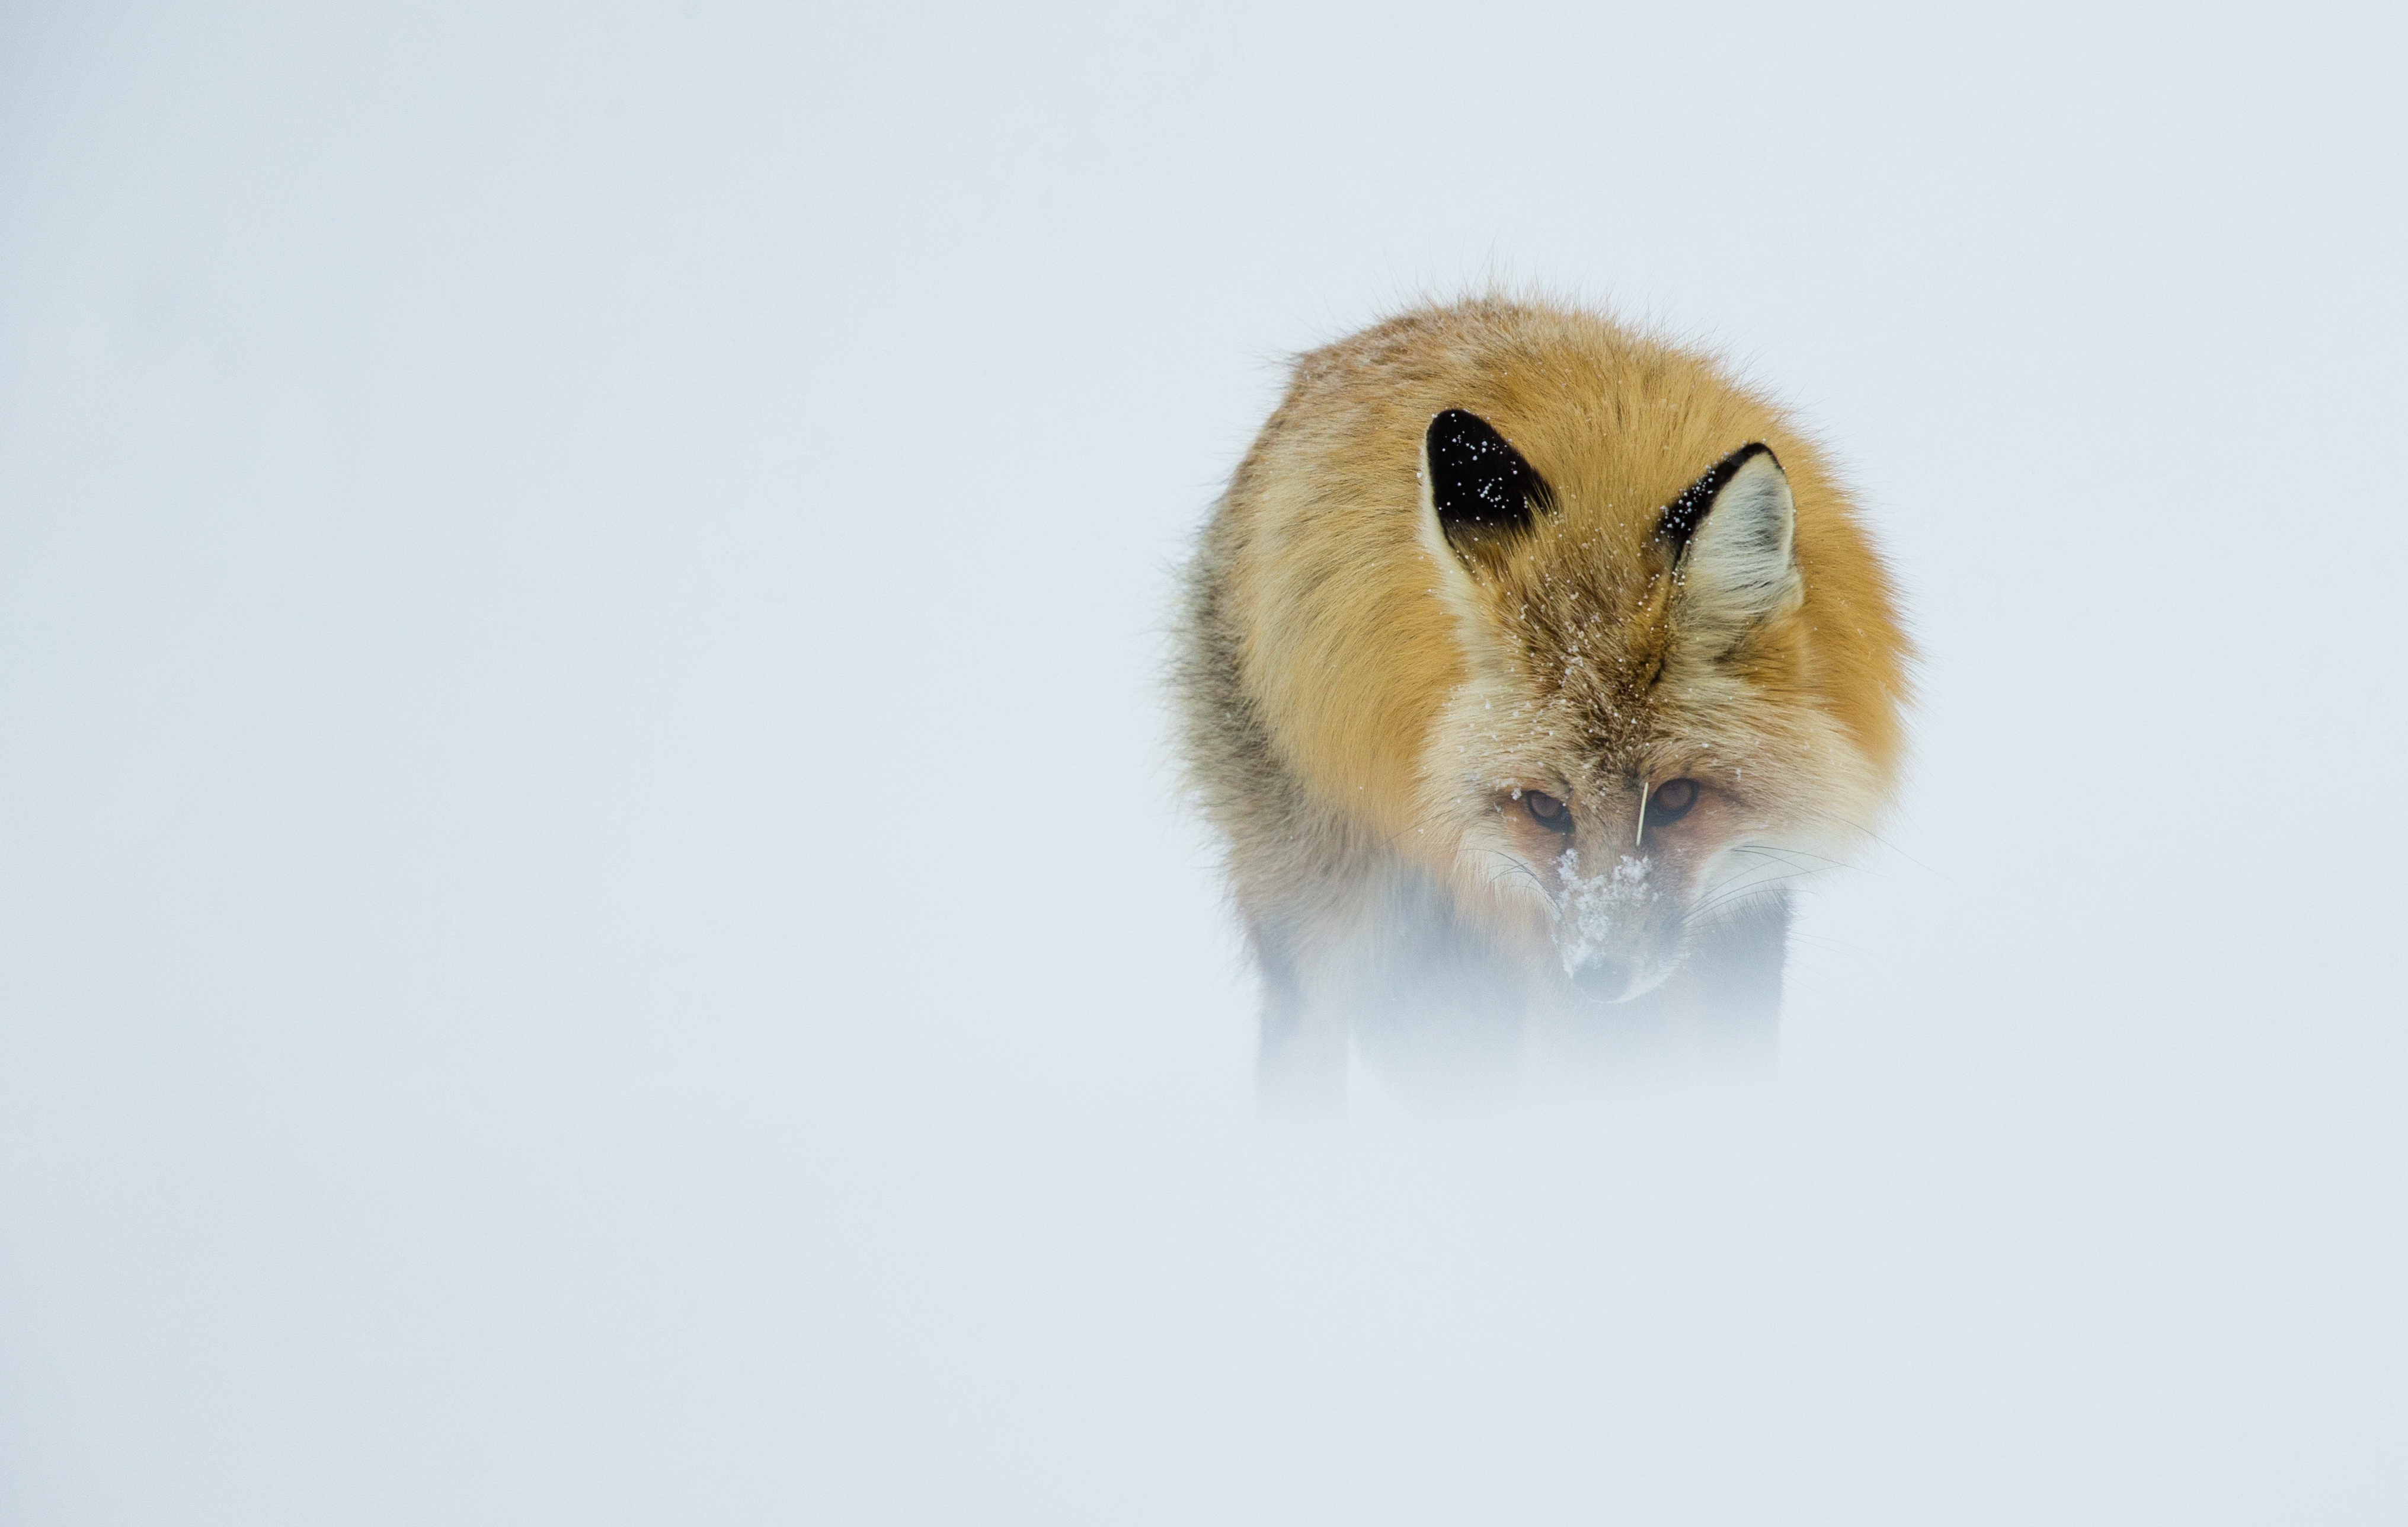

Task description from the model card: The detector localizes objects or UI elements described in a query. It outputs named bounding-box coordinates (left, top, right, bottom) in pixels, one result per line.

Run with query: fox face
left=1414, top=408, right=1882, bottom=1004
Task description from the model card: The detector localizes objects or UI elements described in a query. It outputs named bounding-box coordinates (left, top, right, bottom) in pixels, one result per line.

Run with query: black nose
left=1573, top=959, right=1630, bottom=1003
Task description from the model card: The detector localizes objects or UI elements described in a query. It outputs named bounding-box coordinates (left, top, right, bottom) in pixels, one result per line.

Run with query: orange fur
left=1174, top=296, right=1911, bottom=1098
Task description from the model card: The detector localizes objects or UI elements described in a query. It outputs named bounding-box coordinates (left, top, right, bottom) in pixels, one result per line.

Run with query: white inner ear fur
left=1414, top=442, right=1517, bottom=675
left=1680, top=451, right=1802, bottom=631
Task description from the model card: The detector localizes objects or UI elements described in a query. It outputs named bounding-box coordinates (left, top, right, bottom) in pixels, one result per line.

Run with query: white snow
left=1554, top=844, right=1655, bottom=977
left=0, top=4, right=2402, bottom=1524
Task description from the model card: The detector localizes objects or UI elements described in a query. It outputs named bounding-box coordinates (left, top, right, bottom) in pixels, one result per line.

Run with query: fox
left=1172, top=296, right=1911, bottom=1100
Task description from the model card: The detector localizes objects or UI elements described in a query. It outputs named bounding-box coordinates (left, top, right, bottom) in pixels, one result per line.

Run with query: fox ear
left=1657, top=443, right=1801, bottom=630
left=1422, top=409, right=1553, bottom=558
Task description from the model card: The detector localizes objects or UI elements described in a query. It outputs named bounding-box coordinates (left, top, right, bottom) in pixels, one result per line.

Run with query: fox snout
left=1553, top=848, right=1686, bottom=1004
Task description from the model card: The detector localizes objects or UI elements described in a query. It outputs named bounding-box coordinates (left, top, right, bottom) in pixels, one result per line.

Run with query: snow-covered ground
left=2, top=4, right=2402, bottom=1521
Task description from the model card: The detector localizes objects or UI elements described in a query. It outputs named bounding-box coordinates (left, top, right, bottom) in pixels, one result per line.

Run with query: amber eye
left=1523, top=790, right=1575, bottom=834
left=1645, top=777, right=1700, bottom=827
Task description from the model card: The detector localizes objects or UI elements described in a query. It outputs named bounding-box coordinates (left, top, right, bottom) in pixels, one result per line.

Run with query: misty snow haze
left=2, top=2, right=2403, bottom=1521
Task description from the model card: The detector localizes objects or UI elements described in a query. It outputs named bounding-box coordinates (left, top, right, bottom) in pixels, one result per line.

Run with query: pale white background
left=2, top=2, right=2403, bottom=1522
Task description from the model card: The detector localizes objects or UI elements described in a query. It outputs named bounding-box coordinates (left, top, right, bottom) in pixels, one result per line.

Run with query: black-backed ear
left=1422, top=408, right=1554, bottom=557
left=1655, top=443, right=1801, bottom=630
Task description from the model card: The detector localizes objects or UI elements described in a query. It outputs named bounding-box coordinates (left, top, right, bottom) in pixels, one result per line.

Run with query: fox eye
left=1523, top=790, right=1574, bottom=833
left=1645, top=777, right=1700, bottom=826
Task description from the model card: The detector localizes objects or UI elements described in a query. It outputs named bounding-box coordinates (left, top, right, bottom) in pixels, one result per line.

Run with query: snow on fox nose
left=1554, top=847, right=1659, bottom=984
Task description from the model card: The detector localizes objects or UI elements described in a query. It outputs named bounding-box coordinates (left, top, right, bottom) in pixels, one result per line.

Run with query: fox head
left=1414, top=405, right=1895, bottom=1004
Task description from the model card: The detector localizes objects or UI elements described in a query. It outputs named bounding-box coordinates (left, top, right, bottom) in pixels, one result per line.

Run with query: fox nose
left=1572, top=958, right=1631, bottom=1004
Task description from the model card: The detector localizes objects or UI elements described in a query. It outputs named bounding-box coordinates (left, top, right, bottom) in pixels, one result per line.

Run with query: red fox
left=1173, top=298, right=1911, bottom=1099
